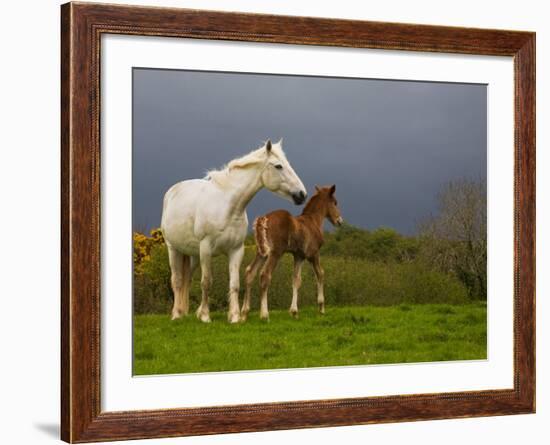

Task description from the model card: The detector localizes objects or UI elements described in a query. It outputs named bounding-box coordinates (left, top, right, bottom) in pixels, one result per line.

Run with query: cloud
left=133, top=69, right=486, bottom=235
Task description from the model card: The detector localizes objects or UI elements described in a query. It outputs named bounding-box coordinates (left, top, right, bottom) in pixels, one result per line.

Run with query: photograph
left=52, top=1, right=536, bottom=442
left=132, top=68, right=488, bottom=376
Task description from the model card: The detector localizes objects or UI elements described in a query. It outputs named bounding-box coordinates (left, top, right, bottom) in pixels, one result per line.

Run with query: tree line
left=321, top=177, right=486, bottom=299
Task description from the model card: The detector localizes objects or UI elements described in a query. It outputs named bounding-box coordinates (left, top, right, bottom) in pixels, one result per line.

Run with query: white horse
left=161, top=139, right=307, bottom=323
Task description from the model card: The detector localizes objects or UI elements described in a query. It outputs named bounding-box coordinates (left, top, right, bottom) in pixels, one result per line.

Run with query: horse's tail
left=253, top=216, right=271, bottom=257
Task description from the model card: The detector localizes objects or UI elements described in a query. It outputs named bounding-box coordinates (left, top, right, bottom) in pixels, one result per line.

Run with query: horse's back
left=161, top=179, right=209, bottom=252
left=163, top=179, right=205, bottom=207
left=162, top=178, right=250, bottom=255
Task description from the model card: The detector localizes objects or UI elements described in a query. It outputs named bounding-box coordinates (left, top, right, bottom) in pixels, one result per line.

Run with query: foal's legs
left=227, top=245, right=244, bottom=324
left=259, top=254, right=281, bottom=321
left=289, top=256, right=304, bottom=318
left=196, top=240, right=213, bottom=323
left=241, top=253, right=266, bottom=321
left=168, top=245, right=186, bottom=320
left=310, top=254, right=326, bottom=314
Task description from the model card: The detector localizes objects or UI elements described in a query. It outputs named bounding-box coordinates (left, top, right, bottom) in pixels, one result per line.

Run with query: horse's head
left=261, top=139, right=307, bottom=205
left=314, top=184, right=344, bottom=226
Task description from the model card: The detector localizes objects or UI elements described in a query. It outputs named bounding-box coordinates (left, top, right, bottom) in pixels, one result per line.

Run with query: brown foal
left=241, top=185, right=343, bottom=321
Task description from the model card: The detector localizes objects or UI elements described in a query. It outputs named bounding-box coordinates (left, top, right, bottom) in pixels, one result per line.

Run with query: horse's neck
left=301, top=210, right=326, bottom=234
left=296, top=213, right=325, bottom=252
left=221, top=167, right=263, bottom=216
left=301, top=201, right=326, bottom=232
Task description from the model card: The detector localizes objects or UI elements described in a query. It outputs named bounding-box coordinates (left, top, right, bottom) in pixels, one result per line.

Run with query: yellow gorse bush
left=133, top=228, right=165, bottom=274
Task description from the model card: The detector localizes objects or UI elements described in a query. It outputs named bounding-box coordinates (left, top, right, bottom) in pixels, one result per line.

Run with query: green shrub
left=322, top=224, right=420, bottom=263
left=133, top=243, right=171, bottom=314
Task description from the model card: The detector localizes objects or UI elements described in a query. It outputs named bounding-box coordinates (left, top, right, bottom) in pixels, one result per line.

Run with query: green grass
left=133, top=303, right=487, bottom=375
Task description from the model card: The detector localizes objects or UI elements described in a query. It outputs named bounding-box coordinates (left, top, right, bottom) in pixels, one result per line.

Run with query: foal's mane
left=301, top=189, right=329, bottom=216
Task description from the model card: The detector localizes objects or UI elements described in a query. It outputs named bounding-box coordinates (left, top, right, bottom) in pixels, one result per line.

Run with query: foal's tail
left=253, top=216, right=271, bottom=257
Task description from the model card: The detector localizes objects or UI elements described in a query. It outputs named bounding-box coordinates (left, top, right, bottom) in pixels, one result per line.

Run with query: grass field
left=133, top=303, right=487, bottom=375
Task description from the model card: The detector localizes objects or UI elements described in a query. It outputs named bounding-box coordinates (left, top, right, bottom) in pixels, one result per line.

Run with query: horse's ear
left=315, top=185, right=321, bottom=193
left=265, top=140, right=272, bottom=153
left=277, top=137, right=283, bottom=146
left=329, top=184, right=336, bottom=195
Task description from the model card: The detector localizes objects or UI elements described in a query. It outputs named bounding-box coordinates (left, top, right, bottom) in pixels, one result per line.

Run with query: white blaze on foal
left=161, top=139, right=307, bottom=323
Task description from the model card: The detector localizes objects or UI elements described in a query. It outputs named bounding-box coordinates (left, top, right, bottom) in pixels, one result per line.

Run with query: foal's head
left=306, top=185, right=344, bottom=226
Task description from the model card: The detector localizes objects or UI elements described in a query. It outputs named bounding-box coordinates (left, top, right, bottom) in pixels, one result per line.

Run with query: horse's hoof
left=240, top=312, right=249, bottom=322
left=171, top=310, right=182, bottom=320
left=196, top=309, right=211, bottom=323
left=318, top=304, right=325, bottom=314
left=228, top=313, right=240, bottom=324
left=260, top=314, right=270, bottom=322
left=289, top=309, right=298, bottom=318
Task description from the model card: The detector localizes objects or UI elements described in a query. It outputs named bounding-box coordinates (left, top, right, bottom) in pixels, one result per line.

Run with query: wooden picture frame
left=61, top=2, right=535, bottom=442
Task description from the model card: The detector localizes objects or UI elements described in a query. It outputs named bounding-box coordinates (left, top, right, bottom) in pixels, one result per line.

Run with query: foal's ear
left=329, top=184, right=336, bottom=195
left=315, top=185, right=321, bottom=193
left=265, top=140, right=272, bottom=153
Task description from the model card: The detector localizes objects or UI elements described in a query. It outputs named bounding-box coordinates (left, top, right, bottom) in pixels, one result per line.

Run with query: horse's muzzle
left=292, top=191, right=307, bottom=205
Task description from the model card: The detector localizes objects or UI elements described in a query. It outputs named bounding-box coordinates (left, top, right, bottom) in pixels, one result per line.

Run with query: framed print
left=61, top=2, right=535, bottom=442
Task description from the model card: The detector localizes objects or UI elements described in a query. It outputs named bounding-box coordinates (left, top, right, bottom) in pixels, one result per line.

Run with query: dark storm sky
left=133, top=68, right=486, bottom=235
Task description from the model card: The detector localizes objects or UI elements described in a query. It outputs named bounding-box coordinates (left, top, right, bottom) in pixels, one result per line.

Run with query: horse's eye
left=275, top=164, right=283, bottom=170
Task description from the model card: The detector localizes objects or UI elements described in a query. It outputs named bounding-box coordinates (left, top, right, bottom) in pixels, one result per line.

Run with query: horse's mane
left=205, top=141, right=284, bottom=187
left=302, top=192, right=324, bottom=215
